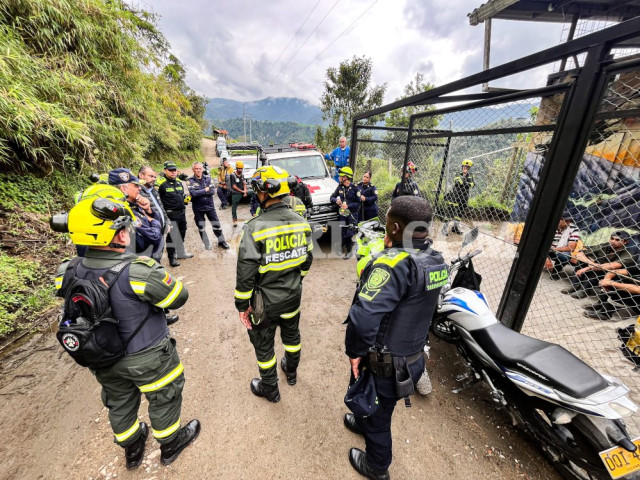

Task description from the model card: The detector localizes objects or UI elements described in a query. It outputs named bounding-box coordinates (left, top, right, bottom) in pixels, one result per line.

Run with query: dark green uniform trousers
left=93, top=336, right=185, bottom=447
left=248, top=306, right=301, bottom=386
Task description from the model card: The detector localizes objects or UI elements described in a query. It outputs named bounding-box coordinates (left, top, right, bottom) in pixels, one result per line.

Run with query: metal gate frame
left=349, top=17, right=640, bottom=332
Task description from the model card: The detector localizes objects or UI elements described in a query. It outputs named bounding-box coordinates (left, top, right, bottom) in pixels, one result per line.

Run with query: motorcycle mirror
left=461, top=227, right=479, bottom=248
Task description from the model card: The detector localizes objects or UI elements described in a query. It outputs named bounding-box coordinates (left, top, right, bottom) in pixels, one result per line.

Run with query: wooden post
left=500, top=146, right=520, bottom=204
left=482, top=19, right=492, bottom=92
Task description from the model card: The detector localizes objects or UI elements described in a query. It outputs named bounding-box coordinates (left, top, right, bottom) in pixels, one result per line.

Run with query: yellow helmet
left=235, top=160, right=244, bottom=169
left=462, top=159, right=473, bottom=168
left=67, top=197, right=135, bottom=247
left=339, top=167, right=354, bottom=179
left=251, top=165, right=293, bottom=198
left=75, top=184, right=126, bottom=204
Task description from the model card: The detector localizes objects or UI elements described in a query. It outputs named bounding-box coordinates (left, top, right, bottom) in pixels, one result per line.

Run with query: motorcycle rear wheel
left=518, top=404, right=629, bottom=480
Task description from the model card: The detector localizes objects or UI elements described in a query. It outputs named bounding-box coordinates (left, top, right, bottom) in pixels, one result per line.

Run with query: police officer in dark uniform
left=343, top=196, right=447, bottom=479
left=391, top=161, right=421, bottom=199
left=330, top=167, right=361, bottom=259
left=54, top=196, right=200, bottom=469
left=187, top=162, right=230, bottom=250
left=157, top=161, right=193, bottom=267
left=358, top=170, right=379, bottom=221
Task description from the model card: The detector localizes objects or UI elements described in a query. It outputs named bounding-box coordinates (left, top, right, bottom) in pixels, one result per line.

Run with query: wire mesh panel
left=521, top=66, right=640, bottom=435
left=350, top=21, right=640, bottom=438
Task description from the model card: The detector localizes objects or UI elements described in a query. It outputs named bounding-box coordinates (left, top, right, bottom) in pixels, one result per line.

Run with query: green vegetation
left=0, top=0, right=204, bottom=174
left=320, top=56, right=387, bottom=138
left=213, top=118, right=317, bottom=145
left=0, top=0, right=207, bottom=340
left=0, top=252, right=55, bottom=337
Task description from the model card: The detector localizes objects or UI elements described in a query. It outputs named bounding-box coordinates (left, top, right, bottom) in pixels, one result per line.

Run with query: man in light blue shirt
left=325, top=136, right=350, bottom=182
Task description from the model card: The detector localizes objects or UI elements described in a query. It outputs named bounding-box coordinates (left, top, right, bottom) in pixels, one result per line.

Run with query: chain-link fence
left=350, top=22, right=640, bottom=435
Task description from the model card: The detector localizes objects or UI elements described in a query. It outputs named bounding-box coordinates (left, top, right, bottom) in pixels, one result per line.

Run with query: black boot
left=169, top=255, right=180, bottom=267
left=280, top=357, right=297, bottom=386
left=124, top=422, right=148, bottom=470
left=348, top=448, right=390, bottom=480
left=250, top=378, right=280, bottom=403
left=166, top=314, right=179, bottom=325
left=343, top=413, right=363, bottom=435
left=160, top=419, right=201, bottom=466
left=451, top=225, right=462, bottom=235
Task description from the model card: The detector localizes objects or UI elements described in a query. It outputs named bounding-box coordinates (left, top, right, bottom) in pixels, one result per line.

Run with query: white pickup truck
left=261, top=143, right=339, bottom=232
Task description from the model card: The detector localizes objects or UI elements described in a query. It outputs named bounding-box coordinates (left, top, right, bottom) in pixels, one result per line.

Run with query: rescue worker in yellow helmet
left=235, top=165, right=314, bottom=403
left=53, top=197, right=200, bottom=469
left=441, top=159, right=475, bottom=236
left=230, top=160, right=248, bottom=227
left=330, top=167, right=362, bottom=259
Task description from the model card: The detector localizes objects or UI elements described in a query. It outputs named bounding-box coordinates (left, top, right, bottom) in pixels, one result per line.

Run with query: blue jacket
left=325, top=146, right=350, bottom=181
left=187, top=175, right=216, bottom=212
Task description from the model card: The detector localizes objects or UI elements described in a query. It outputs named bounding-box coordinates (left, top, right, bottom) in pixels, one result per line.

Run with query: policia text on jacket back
left=235, top=166, right=313, bottom=404
left=343, top=196, right=447, bottom=480
left=52, top=196, right=200, bottom=469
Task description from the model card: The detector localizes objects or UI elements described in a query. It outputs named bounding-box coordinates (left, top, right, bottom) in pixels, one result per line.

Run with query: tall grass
left=0, top=0, right=204, bottom=175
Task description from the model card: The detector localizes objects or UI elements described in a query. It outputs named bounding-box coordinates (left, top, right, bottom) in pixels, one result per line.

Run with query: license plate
left=599, top=437, right=640, bottom=479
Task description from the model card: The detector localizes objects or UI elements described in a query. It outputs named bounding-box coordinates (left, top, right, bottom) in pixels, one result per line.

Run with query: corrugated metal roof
left=468, top=0, right=640, bottom=25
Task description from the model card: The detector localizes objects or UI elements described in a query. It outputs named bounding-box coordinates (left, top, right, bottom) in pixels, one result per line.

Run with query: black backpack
left=56, top=258, right=150, bottom=370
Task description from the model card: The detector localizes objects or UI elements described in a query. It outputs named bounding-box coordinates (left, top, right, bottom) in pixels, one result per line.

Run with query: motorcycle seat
left=471, top=323, right=609, bottom=399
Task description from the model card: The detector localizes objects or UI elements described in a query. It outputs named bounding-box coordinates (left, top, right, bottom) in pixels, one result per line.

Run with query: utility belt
left=166, top=208, right=185, bottom=217
left=367, top=346, right=423, bottom=407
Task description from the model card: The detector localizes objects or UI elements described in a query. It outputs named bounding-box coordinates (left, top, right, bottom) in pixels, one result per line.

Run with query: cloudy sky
left=139, top=0, right=566, bottom=105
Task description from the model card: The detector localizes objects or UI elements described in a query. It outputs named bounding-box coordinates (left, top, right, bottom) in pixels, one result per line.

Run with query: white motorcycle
left=432, top=229, right=640, bottom=480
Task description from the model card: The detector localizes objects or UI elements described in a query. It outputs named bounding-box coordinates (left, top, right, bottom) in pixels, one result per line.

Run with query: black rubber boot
left=169, top=255, right=180, bottom=267
left=280, top=357, right=297, bottom=386
left=160, top=419, right=201, bottom=466
left=124, top=422, right=148, bottom=470
left=250, top=378, right=281, bottom=403
left=348, top=448, right=390, bottom=480
left=343, top=413, right=363, bottom=436
left=166, top=314, right=179, bottom=325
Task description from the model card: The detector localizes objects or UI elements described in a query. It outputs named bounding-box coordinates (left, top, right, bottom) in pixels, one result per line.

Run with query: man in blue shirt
left=325, top=136, right=350, bottom=182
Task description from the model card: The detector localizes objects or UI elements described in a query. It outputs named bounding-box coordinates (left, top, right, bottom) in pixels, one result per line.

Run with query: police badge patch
left=359, top=267, right=391, bottom=301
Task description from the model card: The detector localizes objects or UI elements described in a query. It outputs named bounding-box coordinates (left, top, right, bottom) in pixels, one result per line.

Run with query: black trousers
left=194, top=209, right=225, bottom=247
left=166, top=214, right=187, bottom=258
left=350, top=355, right=425, bottom=471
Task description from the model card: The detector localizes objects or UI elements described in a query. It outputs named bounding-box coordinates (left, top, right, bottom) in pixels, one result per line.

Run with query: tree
left=384, top=73, right=440, bottom=129
left=319, top=56, right=386, bottom=139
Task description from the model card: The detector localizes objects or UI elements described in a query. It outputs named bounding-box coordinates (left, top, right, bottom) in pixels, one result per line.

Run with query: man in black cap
left=157, top=161, right=193, bottom=267
left=563, top=230, right=636, bottom=299
left=108, top=168, right=162, bottom=260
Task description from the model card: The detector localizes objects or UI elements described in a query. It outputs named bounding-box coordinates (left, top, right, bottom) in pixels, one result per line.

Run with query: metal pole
left=559, top=14, right=579, bottom=72
left=434, top=135, right=452, bottom=215
left=482, top=19, right=492, bottom=92
left=498, top=43, right=611, bottom=331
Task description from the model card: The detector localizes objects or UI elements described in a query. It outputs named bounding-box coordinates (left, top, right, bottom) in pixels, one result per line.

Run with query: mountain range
left=205, top=96, right=536, bottom=138
left=205, top=97, right=324, bottom=126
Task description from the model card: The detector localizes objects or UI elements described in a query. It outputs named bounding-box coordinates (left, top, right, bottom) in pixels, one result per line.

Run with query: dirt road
left=0, top=199, right=560, bottom=479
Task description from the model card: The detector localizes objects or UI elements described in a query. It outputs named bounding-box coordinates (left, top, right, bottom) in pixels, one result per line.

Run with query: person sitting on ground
left=562, top=230, right=636, bottom=299
left=545, top=214, right=580, bottom=280
left=583, top=266, right=640, bottom=320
